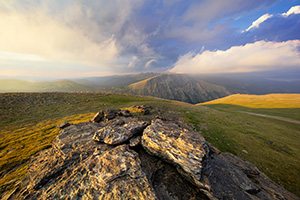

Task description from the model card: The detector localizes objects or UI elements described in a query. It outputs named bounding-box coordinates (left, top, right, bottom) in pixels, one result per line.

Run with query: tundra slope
left=11, top=109, right=299, bottom=200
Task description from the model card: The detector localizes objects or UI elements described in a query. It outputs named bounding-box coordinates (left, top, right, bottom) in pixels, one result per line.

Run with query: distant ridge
left=129, top=73, right=231, bottom=104
left=0, top=79, right=96, bottom=92
left=72, top=72, right=159, bottom=86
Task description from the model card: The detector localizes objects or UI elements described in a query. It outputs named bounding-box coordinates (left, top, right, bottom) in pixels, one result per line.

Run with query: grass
left=200, top=93, right=300, bottom=108
left=202, top=104, right=300, bottom=121
left=179, top=104, right=300, bottom=196
left=0, top=92, right=299, bottom=198
left=199, top=93, right=300, bottom=121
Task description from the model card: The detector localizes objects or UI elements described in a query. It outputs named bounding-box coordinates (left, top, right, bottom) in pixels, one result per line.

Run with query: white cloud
left=171, top=40, right=300, bottom=74
left=0, top=6, right=119, bottom=66
left=245, top=14, right=273, bottom=31
left=0, top=0, right=148, bottom=70
left=282, top=5, right=300, bottom=17
left=145, top=59, right=157, bottom=68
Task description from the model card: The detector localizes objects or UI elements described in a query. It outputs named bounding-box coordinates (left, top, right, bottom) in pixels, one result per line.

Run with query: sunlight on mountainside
left=199, top=94, right=300, bottom=108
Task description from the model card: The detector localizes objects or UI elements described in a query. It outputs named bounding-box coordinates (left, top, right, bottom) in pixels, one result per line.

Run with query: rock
left=14, top=122, right=156, bottom=200
left=141, top=119, right=300, bottom=200
left=141, top=119, right=209, bottom=188
left=93, top=118, right=149, bottom=145
left=131, top=105, right=150, bottom=115
left=86, top=145, right=158, bottom=199
left=12, top=110, right=300, bottom=200
left=91, top=111, right=104, bottom=123
left=119, top=109, right=132, bottom=117
left=91, top=109, right=122, bottom=123
left=56, top=121, right=70, bottom=129
left=129, top=136, right=141, bottom=147
left=104, top=109, right=119, bottom=120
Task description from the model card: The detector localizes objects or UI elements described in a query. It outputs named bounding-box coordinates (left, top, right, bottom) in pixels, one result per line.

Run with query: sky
left=0, top=0, right=300, bottom=78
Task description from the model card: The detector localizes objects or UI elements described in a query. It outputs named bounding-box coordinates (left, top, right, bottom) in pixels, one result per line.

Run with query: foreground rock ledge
left=11, top=109, right=299, bottom=200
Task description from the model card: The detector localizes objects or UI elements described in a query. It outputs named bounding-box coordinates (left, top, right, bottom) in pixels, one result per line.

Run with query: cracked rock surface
left=11, top=109, right=300, bottom=200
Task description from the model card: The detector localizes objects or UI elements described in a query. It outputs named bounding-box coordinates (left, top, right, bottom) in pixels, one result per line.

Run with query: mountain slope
left=0, top=79, right=97, bottom=92
left=129, top=73, right=231, bottom=104
left=199, top=93, right=300, bottom=108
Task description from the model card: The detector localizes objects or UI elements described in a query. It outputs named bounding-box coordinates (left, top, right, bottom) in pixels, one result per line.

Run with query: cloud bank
left=0, top=1, right=299, bottom=77
left=171, top=40, right=300, bottom=74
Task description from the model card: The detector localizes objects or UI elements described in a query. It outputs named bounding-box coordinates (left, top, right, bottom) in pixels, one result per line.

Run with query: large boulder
left=141, top=119, right=209, bottom=188
left=141, top=119, right=300, bottom=200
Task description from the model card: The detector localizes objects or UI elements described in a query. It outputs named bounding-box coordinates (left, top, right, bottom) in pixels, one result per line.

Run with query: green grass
left=203, top=104, right=300, bottom=121
left=0, top=93, right=299, bottom=198
left=181, top=105, right=300, bottom=197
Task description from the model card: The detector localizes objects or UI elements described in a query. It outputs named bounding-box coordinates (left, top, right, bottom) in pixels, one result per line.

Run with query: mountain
left=2, top=72, right=299, bottom=104
left=129, top=73, right=231, bottom=104
left=71, top=72, right=159, bottom=86
left=0, top=79, right=97, bottom=92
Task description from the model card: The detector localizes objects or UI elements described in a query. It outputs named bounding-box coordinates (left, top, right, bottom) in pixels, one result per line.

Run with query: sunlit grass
left=199, top=93, right=300, bottom=108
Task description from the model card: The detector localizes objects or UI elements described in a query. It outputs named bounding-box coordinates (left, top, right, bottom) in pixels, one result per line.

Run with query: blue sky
left=0, top=0, right=299, bottom=77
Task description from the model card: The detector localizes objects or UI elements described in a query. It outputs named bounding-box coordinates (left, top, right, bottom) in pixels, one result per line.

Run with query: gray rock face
left=141, top=119, right=209, bottom=188
left=93, top=118, right=149, bottom=145
left=12, top=109, right=300, bottom=200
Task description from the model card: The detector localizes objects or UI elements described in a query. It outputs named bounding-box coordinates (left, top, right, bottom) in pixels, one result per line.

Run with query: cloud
left=245, top=14, right=273, bottom=31
left=145, top=59, right=157, bottom=68
left=282, top=5, right=300, bottom=17
left=1, top=0, right=299, bottom=77
left=0, top=0, right=148, bottom=70
left=170, top=40, right=300, bottom=74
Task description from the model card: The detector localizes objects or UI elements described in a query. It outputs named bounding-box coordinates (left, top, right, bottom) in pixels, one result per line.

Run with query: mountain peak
left=129, top=73, right=231, bottom=104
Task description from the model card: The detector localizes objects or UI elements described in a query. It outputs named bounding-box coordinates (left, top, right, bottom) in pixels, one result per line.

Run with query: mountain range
left=1, top=72, right=299, bottom=104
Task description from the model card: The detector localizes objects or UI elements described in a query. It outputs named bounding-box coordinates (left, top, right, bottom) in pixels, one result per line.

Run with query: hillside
left=0, top=93, right=299, bottom=198
left=129, top=73, right=231, bottom=104
left=0, top=79, right=97, bottom=92
left=200, top=94, right=300, bottom=108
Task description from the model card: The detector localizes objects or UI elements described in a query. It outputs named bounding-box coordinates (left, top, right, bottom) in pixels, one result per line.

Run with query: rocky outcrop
left=142, top=119, right=209, bottom=189
left=93, top=118, right=149, bottom=145
left=11, top=108, right=300, bottom=200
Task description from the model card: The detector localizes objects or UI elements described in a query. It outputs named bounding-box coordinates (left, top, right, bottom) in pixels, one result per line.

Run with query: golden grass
left=129, top=74, right=160, bottom=89
left=0, top=113, right=94, bottom=196
left=199, top=94, right=300, bottom=108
